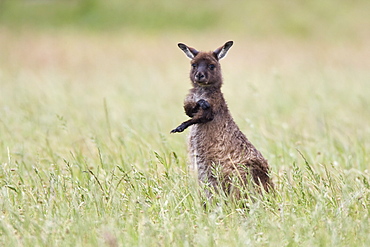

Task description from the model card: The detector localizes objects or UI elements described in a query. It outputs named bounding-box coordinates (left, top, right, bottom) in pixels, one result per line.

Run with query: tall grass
left=0, top=25, right=369, bottom=246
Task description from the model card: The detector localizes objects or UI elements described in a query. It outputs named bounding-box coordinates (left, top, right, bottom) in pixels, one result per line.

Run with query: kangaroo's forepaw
left=197, top=99, right=210, bottom=110
left=170, top=125, right=185, bottom=133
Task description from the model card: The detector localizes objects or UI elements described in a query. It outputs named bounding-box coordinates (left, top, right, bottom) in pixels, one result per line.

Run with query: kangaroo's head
left=178, top=41, right=233, bottom=88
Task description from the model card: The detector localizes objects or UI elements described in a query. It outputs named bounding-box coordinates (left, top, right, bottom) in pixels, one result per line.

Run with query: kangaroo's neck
left=192, top=83, right=222, bottom=95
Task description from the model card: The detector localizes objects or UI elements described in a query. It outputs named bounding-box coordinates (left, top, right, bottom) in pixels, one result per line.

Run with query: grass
left=0, top=5, right=370, bottom=244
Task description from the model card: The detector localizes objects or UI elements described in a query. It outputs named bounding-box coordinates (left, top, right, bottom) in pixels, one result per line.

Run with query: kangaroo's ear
left=213, top=41, right=234, bottom=60
left=178, top=43, right=199, bottom=59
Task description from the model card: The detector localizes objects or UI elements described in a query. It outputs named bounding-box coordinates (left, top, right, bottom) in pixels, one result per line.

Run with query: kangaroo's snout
left=195, top=72, right=206, bottom=82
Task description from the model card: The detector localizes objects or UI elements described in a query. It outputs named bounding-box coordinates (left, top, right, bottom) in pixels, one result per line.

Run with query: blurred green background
left=1, top=0, right=369, bottom=40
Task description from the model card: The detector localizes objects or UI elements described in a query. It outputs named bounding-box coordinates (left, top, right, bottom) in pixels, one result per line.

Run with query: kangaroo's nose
left=196, top=72, right=205, bottom=80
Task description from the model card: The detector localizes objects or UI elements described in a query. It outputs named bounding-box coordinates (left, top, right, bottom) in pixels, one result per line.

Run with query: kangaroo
left=171, top=41, right=273, bottom=199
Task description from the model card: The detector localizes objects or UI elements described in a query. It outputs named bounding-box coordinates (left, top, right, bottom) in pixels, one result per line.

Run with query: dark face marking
left=190, top=53, right=221, bottom=86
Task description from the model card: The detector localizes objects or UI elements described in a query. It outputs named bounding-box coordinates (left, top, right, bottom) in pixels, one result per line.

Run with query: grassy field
left=1, top=1, right=370, bottom=246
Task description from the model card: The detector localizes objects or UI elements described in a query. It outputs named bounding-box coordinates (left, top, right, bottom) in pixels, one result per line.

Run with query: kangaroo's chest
left=192, top=90, right=209, bottom=102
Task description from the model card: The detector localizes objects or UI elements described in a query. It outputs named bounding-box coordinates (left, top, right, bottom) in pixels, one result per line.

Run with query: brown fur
left=171, top=41, right=273, bottom=199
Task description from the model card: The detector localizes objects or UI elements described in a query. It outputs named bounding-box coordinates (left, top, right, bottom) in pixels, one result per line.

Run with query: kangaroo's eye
left=208, top=64, right=215, bottom=70
left=192, top=64, right=197, bottom=68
